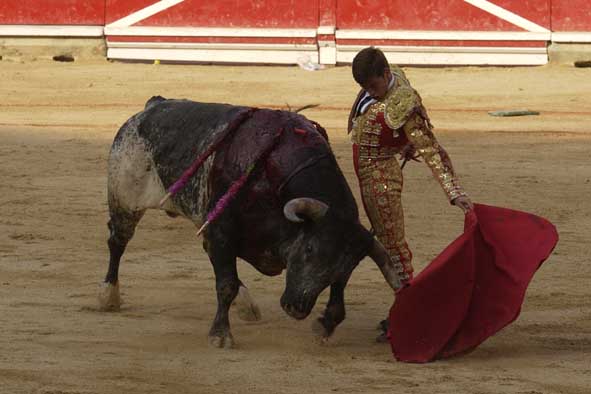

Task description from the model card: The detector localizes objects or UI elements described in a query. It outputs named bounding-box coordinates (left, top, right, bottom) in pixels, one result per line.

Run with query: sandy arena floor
left=0, top=59, right=590, bottom=394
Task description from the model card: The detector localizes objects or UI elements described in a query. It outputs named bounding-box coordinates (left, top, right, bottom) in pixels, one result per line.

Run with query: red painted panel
left=493, top=0, right=550, bottom=29
left=105, top=0, right=154, bottom=24
left=552, top=0, right=591, bottom=31
left=336, top=0, right=549, bottom=31
left=0, top=0, right=105, bottom=24
left=106, top=0, right=319, bottom=28
left=319, top=0, right=336, bottom=26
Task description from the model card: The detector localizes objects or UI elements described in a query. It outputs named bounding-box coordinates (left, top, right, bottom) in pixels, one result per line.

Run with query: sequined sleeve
left=403, top=113, right=466, bottom=202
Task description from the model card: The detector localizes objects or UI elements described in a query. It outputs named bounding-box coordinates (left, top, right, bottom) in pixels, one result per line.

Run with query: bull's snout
left=280, top=294, right=314, bottom=320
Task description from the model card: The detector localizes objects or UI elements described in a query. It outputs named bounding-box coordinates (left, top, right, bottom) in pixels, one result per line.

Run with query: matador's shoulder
left=383, top=86, right=423, bottom=130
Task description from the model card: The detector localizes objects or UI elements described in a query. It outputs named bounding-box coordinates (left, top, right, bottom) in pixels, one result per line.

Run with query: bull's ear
left=283, top=198, right=329, bottom=223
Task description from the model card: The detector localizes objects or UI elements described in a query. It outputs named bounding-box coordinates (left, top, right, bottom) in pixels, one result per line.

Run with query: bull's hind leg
left=98, top=207, right=145, bottom=311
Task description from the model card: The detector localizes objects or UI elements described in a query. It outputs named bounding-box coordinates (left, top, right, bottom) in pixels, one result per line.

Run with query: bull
left=99, top=96, right=403, bottom=347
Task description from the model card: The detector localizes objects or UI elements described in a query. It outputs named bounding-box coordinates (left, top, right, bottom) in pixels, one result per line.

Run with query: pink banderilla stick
left=196, top=128, right=283, bottom=236
left=196, top=162, right=256, bottom=236
left=159, top=108, right=257, bottom=207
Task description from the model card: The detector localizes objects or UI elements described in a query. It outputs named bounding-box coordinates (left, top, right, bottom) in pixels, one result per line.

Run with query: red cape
left=389, top=203, right=558, bottom=363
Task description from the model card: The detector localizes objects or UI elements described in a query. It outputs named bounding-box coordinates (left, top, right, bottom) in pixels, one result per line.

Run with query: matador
left=348, top=47, right=473, bottom=286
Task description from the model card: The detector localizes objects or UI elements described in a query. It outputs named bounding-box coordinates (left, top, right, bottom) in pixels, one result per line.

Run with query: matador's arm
left=402, top=114, right=466, bottom=202
left=384, top=87, right=466, bottom=202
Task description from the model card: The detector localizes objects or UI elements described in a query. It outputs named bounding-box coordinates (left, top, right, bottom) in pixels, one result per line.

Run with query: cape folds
left=389, top=203, right=558, bottom=363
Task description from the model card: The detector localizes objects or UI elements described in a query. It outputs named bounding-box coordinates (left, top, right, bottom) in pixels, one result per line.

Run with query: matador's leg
left=357, top=157, right=413, bottom=283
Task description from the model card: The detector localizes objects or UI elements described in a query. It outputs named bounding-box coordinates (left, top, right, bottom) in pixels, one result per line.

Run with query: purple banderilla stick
left=159, top=108, right=257, bottom=207
left=196, top=128, right=284, bottom=236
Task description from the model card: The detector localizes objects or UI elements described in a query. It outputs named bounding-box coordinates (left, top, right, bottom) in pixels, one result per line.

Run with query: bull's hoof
left=376, top=332, right=389, bottom=343
left=311, top=317, right=331, bottom=342
left=234, top=286, right=262, bottom=322
left=208, top=333, right=235, bottom=349
left=98, top=282, right=121, bottom=311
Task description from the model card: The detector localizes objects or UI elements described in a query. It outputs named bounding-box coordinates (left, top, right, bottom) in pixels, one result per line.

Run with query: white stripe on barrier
left=107, top=0, right=186, bottom=28
left=335, top=30, right=550, bottom=41
left=107, top=41, right=317, bottom=51
left=317, top=26, right=335, bottom=35
left=337, top=46, right=547, bottom=65
left=107, top=47, right=319, bottom=64
left=551, top=32, right=591, bottom=43
left=105, top=45, right=546, bottom=65
left=463, top=0, right=550, bottom=33
left=0, top=25, right=104, bottom=37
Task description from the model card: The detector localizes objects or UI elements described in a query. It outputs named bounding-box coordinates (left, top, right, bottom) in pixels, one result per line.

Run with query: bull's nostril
left=282, top=302, right=292, bottom=314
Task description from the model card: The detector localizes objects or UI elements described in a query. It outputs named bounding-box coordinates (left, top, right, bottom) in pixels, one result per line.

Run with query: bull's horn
left=367, top=239, right=404, bottom=292
left=283, top=198, right=329, bottom=223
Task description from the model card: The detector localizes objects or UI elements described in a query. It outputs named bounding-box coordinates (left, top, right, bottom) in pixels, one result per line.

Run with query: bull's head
left=279, top=197, right=403, bottom=320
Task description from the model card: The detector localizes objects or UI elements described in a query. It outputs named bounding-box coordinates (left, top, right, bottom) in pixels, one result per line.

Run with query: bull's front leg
left=205, top=226, right=240, bottom=349
left=313, top=273, right=351, bottom=340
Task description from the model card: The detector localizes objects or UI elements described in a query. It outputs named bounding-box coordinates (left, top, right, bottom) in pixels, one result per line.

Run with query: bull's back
left=137, top=99, right=247, bottom=185
left=108, top=98, right=247, bottom=220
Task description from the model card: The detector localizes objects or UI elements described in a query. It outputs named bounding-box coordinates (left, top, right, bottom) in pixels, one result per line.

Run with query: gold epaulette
left=383, top=86, right=422, bottom=130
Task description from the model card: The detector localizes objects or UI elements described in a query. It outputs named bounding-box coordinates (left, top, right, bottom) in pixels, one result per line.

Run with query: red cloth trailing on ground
left=389, top=203, right=558, bottom=363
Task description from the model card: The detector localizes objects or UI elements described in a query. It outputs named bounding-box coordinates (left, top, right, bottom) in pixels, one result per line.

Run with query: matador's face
left=360, top=69, right=392, bottom=101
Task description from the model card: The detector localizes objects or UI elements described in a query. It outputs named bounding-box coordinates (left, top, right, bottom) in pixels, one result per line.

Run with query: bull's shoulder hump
left=145, top=95, right=167, bottom=109
left=143, top=99, right=240, bottom=118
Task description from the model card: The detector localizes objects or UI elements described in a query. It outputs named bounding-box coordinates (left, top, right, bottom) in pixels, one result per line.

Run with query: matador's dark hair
left=352, top=47, right=390, bottom=85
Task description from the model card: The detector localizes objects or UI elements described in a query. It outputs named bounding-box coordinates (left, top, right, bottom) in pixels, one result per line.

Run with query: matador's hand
left=400, top=144, right=420, bottom=162
left=452, top=195, right=474, bottom=214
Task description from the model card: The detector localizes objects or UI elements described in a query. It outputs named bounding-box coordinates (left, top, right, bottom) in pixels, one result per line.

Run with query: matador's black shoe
left=376, top=318, right=389, bottom=343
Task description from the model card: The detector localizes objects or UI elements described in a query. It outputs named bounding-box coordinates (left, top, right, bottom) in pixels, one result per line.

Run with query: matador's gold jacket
left=350, top=67, right=466, bottom=202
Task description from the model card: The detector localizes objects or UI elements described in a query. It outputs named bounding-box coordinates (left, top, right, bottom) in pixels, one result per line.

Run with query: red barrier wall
left=333, top=0, right=551, bottom=64
left=319, top=0, right=336, bottom=27
left=105, top=0, right=318, bottom=28
left=1, top=0, right=590, bottom=64
left=336, top=0, right=550, bottom=31
left=552, top=0, right=591, bottom=31
left=0, top=0, right=105, bottom=25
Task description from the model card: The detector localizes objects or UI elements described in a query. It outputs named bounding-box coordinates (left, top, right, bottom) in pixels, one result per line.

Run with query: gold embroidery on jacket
left=403, top=114, right=466, bottom=201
